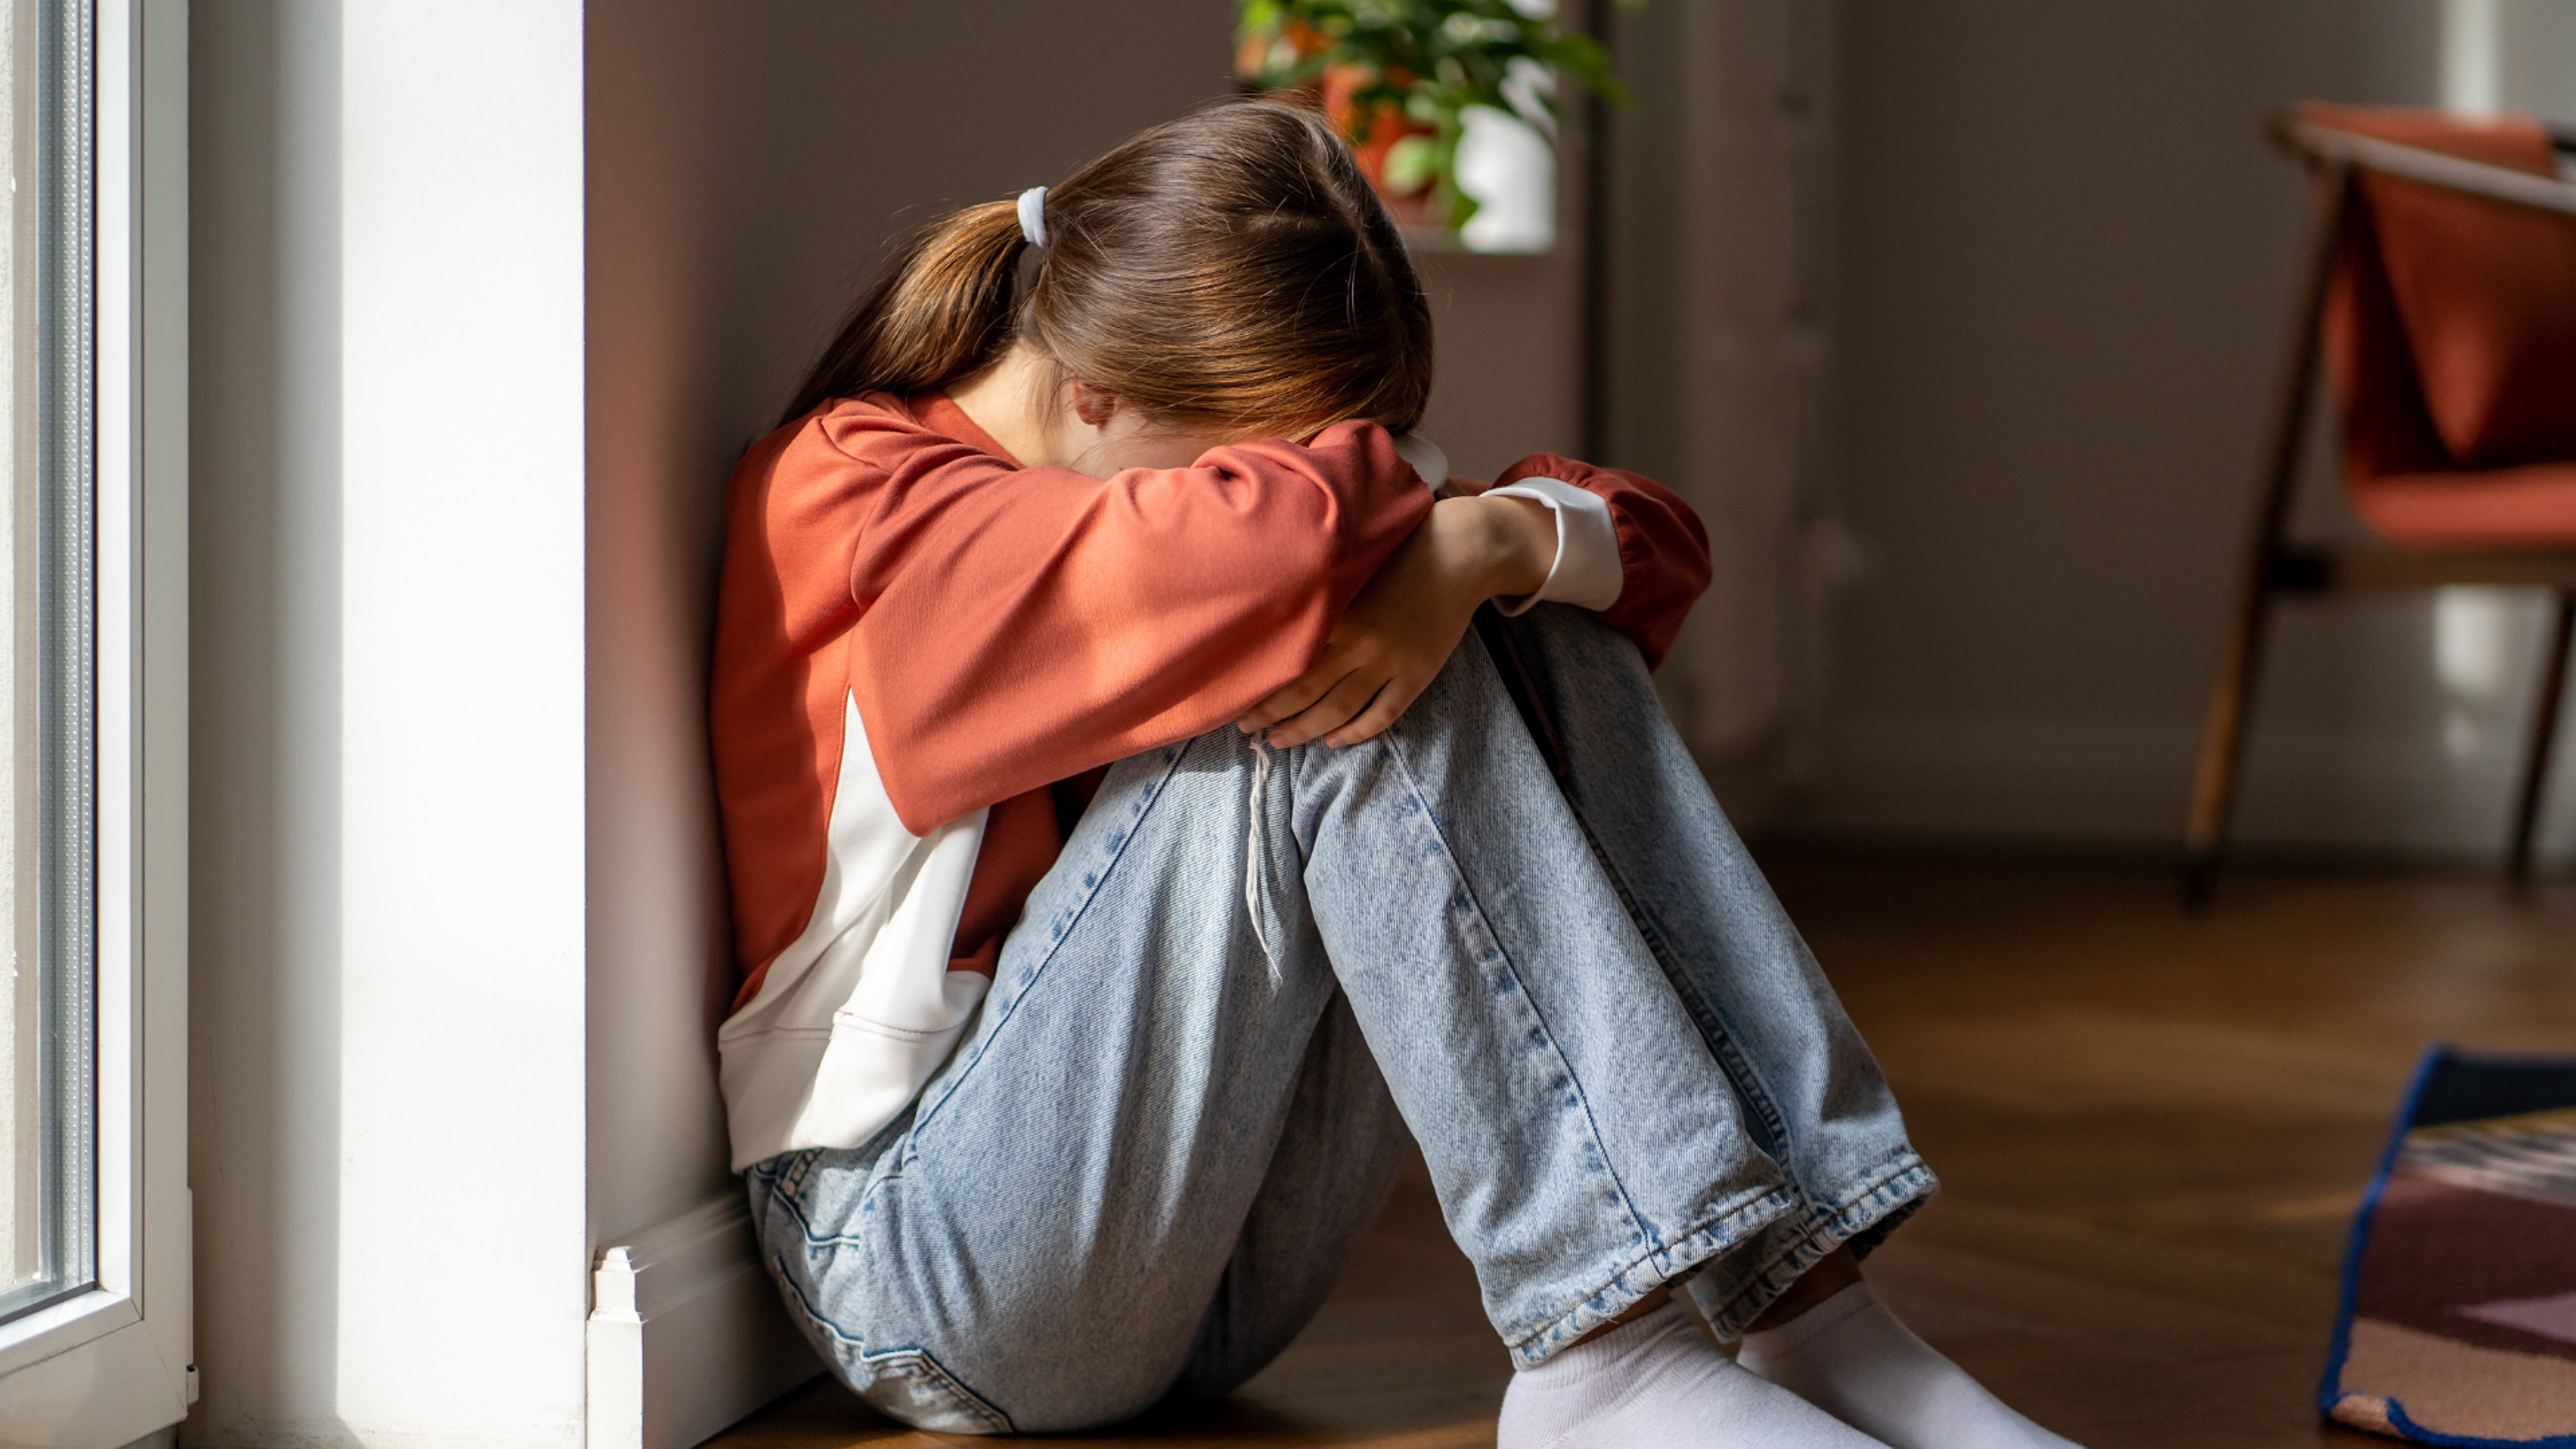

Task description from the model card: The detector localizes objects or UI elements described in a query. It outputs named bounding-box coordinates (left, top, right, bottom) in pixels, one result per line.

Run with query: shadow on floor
left=716, top=853, right=2576, bottom=1446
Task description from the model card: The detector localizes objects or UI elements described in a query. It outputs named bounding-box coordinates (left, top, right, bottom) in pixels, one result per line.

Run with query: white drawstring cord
left=1246, top=735, right=1277, bottom=972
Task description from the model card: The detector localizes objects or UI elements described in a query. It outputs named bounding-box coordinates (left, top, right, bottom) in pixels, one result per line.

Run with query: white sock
left=1735, top=1283, right=2084, bottom=1449
left=1499, top=1301, right=1894, bottom=1449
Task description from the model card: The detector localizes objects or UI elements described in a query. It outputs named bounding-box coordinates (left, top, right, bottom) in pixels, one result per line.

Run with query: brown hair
left=777, top=98, right=1434, bottom=441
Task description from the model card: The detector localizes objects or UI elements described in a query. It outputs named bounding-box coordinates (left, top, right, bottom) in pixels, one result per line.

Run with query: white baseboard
left=587, top=1193, right=824, bottom=1449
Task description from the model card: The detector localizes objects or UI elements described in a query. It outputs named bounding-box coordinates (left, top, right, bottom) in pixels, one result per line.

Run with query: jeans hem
left=1684, top=1150, right=1939, bottom=1341
left=1504, top=1179, right=1805, bottom=1368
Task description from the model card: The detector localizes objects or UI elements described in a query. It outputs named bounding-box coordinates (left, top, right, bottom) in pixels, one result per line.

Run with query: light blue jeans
left=746, top=606, right=1933, bottom=1434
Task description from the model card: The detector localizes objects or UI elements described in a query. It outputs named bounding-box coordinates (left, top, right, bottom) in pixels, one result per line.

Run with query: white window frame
left=0, top=0, right=188, bottom=1440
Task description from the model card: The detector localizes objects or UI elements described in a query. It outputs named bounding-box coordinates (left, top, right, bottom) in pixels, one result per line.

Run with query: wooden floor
left=708, top=850, right=2576, bottom=1448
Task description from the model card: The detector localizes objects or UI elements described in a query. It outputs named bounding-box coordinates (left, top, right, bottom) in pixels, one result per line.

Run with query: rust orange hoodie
left=708, top=392, right=1708, bottom=1168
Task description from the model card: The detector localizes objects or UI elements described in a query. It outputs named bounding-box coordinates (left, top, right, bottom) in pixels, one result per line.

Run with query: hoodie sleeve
left=1456, top=453, right=1711, bottom=669
left=826, top=413, right=1434, bottom=833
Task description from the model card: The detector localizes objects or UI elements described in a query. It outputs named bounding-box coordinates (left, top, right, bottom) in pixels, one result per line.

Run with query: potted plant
left=1236, top=0, right=1627, bottom=239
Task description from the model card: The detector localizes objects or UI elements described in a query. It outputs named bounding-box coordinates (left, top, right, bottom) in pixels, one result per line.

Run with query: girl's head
left=781, top=98, right=1434, bottom=458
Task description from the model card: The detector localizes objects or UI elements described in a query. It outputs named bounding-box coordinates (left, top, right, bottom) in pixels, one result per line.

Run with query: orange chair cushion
left=2348, top=462, right=2576, bottom=547
left=2307, top=105, right=2576, bottom=470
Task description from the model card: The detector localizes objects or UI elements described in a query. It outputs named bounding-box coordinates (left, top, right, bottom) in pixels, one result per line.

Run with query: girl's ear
left=1067, top=378, right=1118, bottom=429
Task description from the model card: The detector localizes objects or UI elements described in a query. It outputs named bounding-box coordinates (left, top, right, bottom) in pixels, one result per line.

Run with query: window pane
left=0, top=0, right=92, bottom=1328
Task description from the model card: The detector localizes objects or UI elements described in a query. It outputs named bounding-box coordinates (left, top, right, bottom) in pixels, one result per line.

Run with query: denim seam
left=1703, top=1028, right=1793, bottom=1159
left=766, top=1257, right=1014, bottom=1435
left=1380, top=719, right=1660, bottom=1258
left=910, top=744, right=1192, bottom=1138
left=779, top=1193, right=900, bottom=1252
left=1560, top=796, right=1796, bottom=1158
left=775, top=1150, right=815, bottom=1197
left=770, top=1248, right=865, bottom=1350
left=767, top=1175, right=824, bottom=1244
left=760, top=1119, right=918, bottom=1252
left=1699, top=1152, right=1937, bottom=1340
left=763, top=1160, right=890, bottom=1252
left=1505, top=1179, right=1803, bottom=1367
left=1647, top=925, right=1794, bottom=1156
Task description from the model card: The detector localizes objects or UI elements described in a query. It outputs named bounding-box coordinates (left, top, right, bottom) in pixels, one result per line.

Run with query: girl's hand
left=1238, top=494, right=1557, bottom=748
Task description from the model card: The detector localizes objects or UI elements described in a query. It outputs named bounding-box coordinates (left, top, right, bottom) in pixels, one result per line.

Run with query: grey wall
left=191, top=5, right=349, bottom=1432
left=1597, top=0, right=1841, bottom=804
left=1804, top=0, right=2576, bottom=856
left=1415, top=252, right=1585, bottom=482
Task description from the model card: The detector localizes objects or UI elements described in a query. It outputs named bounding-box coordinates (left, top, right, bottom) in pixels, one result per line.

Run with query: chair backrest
left=2307, top=104, right=2576, bottom=481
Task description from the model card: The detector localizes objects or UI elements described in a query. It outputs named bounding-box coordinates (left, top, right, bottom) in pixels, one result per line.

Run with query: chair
left=2184, top=105, right=2576, bottom=904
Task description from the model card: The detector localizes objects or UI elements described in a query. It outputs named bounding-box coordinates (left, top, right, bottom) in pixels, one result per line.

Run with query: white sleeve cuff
left=1390, top=432, right=1450, bottom=492
left=1484, top=477, right=1623, bottom=614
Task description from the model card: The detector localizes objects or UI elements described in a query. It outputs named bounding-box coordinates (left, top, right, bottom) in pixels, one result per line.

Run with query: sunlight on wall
left=2430, top=0, right=2504, bottom=765
left=2441, top=0, right=2500, bottom=115
left=2434, top=589, right=2515, bottom=760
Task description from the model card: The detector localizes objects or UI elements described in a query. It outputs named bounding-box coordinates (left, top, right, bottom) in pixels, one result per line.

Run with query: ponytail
left=777, top=199, right=1028, bottom=427
left=780, top=99, right=1435, bottom=441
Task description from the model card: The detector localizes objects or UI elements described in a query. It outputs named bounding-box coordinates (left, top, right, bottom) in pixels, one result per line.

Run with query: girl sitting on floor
left=710, top=96, right=2083, bottom=1449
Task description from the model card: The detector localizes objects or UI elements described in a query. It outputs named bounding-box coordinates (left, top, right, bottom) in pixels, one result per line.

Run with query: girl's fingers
left=1263, top=689, right=1360, bottom=748
left=1239, top=657, right=1349, bottom=731
left=1323, top=671, right=1424, bottom=747
left=1267, top=669, right=1387, bottom=748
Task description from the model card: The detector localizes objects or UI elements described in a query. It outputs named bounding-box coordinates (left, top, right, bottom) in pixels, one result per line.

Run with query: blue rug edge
left=2316, top=1042, right=2576, bottom=1448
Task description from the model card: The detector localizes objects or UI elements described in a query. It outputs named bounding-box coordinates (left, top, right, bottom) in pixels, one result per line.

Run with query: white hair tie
left=1016, top=186, right=1049, bottom=249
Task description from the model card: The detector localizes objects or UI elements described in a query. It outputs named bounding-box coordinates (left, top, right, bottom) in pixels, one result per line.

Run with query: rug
left=2323, top=1046, right=2576, bottom=1445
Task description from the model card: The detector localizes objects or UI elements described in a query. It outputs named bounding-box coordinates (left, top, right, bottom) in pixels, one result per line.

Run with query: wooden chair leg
left=2186, top=583, right=2277, bottom=908
left=2509, top=590, right=2576, bottom=883
left=2183, top=162, right=2352, bottom=910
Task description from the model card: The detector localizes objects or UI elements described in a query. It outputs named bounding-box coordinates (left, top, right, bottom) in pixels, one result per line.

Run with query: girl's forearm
left=1440, top=493, right=1558, bottom=604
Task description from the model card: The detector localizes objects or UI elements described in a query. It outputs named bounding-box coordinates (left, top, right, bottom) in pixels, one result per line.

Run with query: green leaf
left=1237, top=0, right=1643, bottom=237
left=1382, top=133, right=1441, bottom=192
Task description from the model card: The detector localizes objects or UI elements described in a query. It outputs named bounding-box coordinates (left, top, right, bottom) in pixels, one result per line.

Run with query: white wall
left=1803, top=0, right=2576, bottom=857
left=189, top=3, right=588, bottom=1445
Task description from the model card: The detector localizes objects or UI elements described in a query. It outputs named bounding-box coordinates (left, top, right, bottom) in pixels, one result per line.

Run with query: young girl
left=711, top=99, right=2082, bottom=1449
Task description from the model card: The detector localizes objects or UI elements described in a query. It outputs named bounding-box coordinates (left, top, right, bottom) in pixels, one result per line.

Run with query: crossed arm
left=1237, top=487, right=1560, bottom=749
left=814, top=409, right=1706, bottom=833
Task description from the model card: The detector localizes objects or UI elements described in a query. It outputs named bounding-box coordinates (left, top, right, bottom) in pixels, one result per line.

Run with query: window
left=1, top=0, right=99, bottom=1334
left=0, top=0, right=188, bottom=1437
